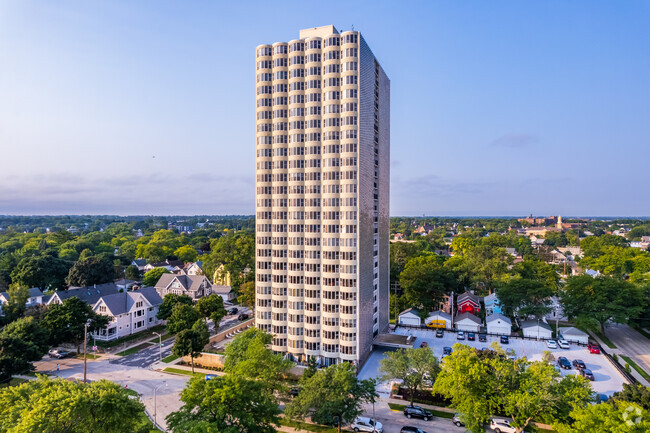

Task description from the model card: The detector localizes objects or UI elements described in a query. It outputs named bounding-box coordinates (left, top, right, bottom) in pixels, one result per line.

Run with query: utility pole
left=83, top=321, right=89, bottom=383
left=153, top=332, right=162, bottom=361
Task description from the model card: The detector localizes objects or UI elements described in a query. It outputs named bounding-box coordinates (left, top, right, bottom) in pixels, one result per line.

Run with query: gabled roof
left=426, top=310, right=452, bottom=321
left=0, top=287, right=44, bottom=303
left=558, top=326, right=588, bottom=336
left=454, top=312, right=482, bottom=324
left=483, top=292, right=498, bottom=303
left=212, top=285, right=233, bottom=295
left=51, top=283, right=120, bottom=305
left=132, top=259, right=147, bottom=266
left=154, top=273, right=210, bottom=292
left=486, top=313, right=512, bottom=325
left=457, top=292, right=480, bottom=305
left=399, top=307, right=420, bottom=317
left=521, top=320, right=552, bottom=331
left=95, top=287, right=162, bottom=316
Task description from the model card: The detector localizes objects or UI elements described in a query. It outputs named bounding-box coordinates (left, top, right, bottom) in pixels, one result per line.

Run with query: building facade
left=255, top=25, right=390, bottom=366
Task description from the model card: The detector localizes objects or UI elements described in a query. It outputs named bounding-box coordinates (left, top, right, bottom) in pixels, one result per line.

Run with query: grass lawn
left=632, top=324, right=650, bottom=340
left=161, top=354, right=179, bottom=363
left=116, top=342, right=153, bottom=357
left=279, top=419, right=350, bottom=432
left=620, top=355, right=650, bottom=381
left=387, top=402, right=454, bottom=419
left=163, top=367, right=205, bottom=378
left=96, top=325, right=167, bottom=348
left=75, top=354, right=101, bottom=360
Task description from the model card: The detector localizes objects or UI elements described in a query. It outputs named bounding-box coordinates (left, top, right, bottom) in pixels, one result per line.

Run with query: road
left=110, top=336, right=175, bottom=368
left=605, top=324, right=650, bottom=375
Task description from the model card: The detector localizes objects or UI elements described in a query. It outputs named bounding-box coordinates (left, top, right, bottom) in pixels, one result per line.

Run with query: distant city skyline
left=1, top=1, right=649, bottom=216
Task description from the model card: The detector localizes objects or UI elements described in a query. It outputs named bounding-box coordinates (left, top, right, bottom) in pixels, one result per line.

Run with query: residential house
left=558, top=326, right=589, bottom=345
left=521, top=320, right=553, bottom=340
left=154, top=274, right=212, bottom=300
left=454, top=312, right=482, bottom=332
left=143, top=259, right=184, bottom=273
left=415, top=224, right=434, bottom=236
left=398, top=308, right=421, bottom=326
left=131, top=259, right=147, bottom=272
left=483, top=292, right=503, bottom=315
left=424, top=310, right=452, bottom=329
left=180, top=261, right=203, bottom=276
left=115, top=279, right=138, bottom=290
left=92, top=287, right=163, bottom=341
left=486, top=313, right=512, bottom=335
left=544, top=296, right=568, bottom=322
left=457, top=292, right=480, bottom=315
left=0, top=287, right=44, bottom=314
left=47, top=283, right=121, bottom=306
left=212, top=285, right=237, bottom=303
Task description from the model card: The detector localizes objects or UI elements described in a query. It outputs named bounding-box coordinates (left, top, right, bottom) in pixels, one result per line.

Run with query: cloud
left=489, top=133, right=539, bottom=149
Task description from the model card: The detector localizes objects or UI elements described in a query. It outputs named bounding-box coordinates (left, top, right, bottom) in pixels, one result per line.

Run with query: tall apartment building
left=255, top=25, right=389, bottom=367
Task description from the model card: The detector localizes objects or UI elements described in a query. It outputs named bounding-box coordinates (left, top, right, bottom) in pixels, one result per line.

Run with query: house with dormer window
left=92, top=287, right=163, bottom=341
left=154, top=274, right=212, bottom=300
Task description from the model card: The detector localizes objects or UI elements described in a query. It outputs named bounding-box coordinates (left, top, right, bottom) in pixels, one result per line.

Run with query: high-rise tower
left=255, top=25, right=389, bottom=366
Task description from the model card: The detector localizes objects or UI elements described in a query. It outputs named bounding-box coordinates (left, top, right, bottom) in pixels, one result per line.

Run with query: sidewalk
left=588, top=331, right=650, bottom=386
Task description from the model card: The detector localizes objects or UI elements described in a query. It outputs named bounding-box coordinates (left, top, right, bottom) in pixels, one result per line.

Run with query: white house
left=486, top=313, right=512, bottom=335
left=47, top=283, right=121, bottom=306
left=454, top=312, right=482, bottom=332
left=521, top=320, right=553, bottom=340
left=154, top=274, right=212, bottom=301
left=212, top=285, right=237, bottom=303
left=180, top=261, right=203, bottom=276
left=0, top=287, right=44, bottom=314
left=398, top=308, right=421, bottom=326
left=425, top=310, right=452, bottom=329
left=558, top=327, right=589, bottom=344
left=92, top=287, right=163, bottom=341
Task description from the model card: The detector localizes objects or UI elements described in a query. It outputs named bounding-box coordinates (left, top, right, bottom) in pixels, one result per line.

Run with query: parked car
left=587, top=343, right=601, bottom=354
left=452, top=413, right=465, bottom=427
left=490, top=418, right=517, bottom=433
left=546, top=340, right=557, bottom=349
left=289, top=387, right=301, bottom=397
left=238, top=313, right=249, bottom=321
left=419, top=341, right=428, bottom=348
left=443, top=347, right=452, bottom=355
left=572, top=359, right=586, bottom=370
left=436, top=329, right=444, bottom=338
left=500, top=335, right=509, bottom=345
left=479, top=333, right=487, bottom=342
left=580, top=368, right=595, bottom=381
left=400, top=427, right=426, bottom=433
left=558, top=339, right=570, bottom=349
left=457, top=331, right=465, bottom=340
left=557, top=356, right=572, bottom=370
left=228, top=307, right=238, bottom=315
left=49, top=350, right=71, bottom=359
left=204, top=374, right=217, bottom=381
left=467, top=332, right=476, bottom=341
left=351, top=417, right=383, bottom=433
left=404, top=406, right=433, bottom=421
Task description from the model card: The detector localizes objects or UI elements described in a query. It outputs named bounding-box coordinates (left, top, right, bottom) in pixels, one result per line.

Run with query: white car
left=457, top=331, right=465, bottom=340
left=546, top=340, right=557, bottom=349
left=490, top=418, right=517, bottom=433
left=351, top=417, right=383, bottom=433
left=558, top=339, right=570, bottom=349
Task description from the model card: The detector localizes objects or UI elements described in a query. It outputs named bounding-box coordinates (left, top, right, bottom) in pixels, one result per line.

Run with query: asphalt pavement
left=110, top=336, right=175, bottom=368
left=604, top=324, right=650, bottom=383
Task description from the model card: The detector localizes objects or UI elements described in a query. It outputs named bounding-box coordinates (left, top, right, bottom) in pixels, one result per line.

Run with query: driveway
left=605, top=323, right=650, bottom=374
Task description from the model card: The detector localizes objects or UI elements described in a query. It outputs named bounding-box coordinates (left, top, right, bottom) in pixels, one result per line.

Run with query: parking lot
left=360, top=327, right=627, bottom=397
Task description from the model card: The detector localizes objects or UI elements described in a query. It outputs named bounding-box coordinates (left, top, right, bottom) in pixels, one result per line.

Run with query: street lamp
left=154, top=382, right=168, bottom=427
left=153, top=332, right=162, bottom=362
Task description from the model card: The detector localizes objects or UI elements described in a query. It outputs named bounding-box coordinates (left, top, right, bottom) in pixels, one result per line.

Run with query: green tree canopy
left=496, top=278, right=555, bottom=319
left=613, top=384, right=650, bottom=411
left=400, top=254, right=456, bottom=312
left=555, top=400, right=650, bottom=433
left=379, top=347, right=440, bottom=405
left=142, top=267, right=169, bottom=287
left=124, top=264, right=141, bottom=281
left=41, top=297, right=109, bottom=353
left=65, top=255, right=116, bottom=287
left=0, top=316, right=50, bottom=381
left=156, top=293, right=193, bottom=321
left=166, top=304, right=200, bottom=334
left=10, top=255, right=70, bottom=290
left=173, top=245, right=198, bottom=263
left=172, top=322, right=209, bottom=373
left=195, top=294, right=227, bottom=325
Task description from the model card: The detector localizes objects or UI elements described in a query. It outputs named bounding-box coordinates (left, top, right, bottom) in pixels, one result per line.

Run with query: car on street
left=205, top=374, right=217, bottom=381
left=436, top=329, right=444, bottom=338
left=580, top=368, right=595, bottom=381
left=48, top=350, right=72, bottom=359
left=467, top=332, right=476, bottom=341
left=400, top=427, right=426, bottom=433
left=500, top=335, right=509, bottom=344
left=587, top=343, right=601, bottom=354
left=546, top=340, right=557, bottom=349
left=351, top=417, right=383, bottom=432
left=404, top=405, right=433, bottom=421
left=452, top=413, right=465, bottom=427
left=479, top=333, right=487, bottom=342
left=490, top=418, right=517, bottom=433
left=419, top=341, right=428, bottom=348
left=443, top=346, right=452, bottom=355
left=558, top=339, right=570, bottom=349
left=572, top=359, right=586, bottom=370
left=228, top=308, right=238, bottom=315
left=557, top=356, right=572, bottom=370
left=457, top=331, right=465, bottom=340
left=238, top=313, right=249, bottom=321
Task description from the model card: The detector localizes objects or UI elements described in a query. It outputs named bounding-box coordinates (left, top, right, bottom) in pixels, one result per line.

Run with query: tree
left=613, top=384, right=650, bottom=410
left=65, top=255, right=116, bottom=287
left=238, top=280, right=255, bottom=309
left=10, top=255, right=70, bottom=290
left=41, top=297, right=109, bottom=353
left=166, top=375, right=281, bottom=433
left=433, top=344, right=592, bottom=433
left=555, top=400, right=650, bottom=433
left=561, top=276, right=644, bottom=333
left=172, top=324, right=208, bottom=373
left=205, top=231, right=254, bottom=287
left=0, top=376, right=152, bottom=433
left=379, top=347, right=440, bottom=405
left=142, top=267, right=169, bottom=287
left=1, top=284, right=30, bottom=323
left=195, top=293, right=227, bottom=325
left=285, top=363, right=377, bottom=432
left=173, top=245, right=198, bottom=263
left=496, top=278, right=554, bottom=319
left=400, top=254, right=456, bottom=312
left=124, top=264, right=141, bottom=281
left=0, top=316, right=50, bottom=381
left=156, top=293, right=194, bottom=320
left=166, top=303, right=200, bottom=334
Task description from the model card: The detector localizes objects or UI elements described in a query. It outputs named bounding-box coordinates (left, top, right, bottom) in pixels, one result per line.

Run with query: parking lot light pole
left=153, top=332, right=162, bottom=361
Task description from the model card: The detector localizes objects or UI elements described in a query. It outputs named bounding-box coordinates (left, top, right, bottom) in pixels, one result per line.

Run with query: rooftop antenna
left=351, top=24, right=354, bottom=31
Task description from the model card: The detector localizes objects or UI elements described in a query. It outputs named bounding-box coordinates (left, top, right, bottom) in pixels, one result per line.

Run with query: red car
left=587, top=343, right=601, bottom=354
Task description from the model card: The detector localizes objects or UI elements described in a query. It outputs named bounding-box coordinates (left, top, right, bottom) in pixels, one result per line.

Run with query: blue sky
left=1, top=0, right=649, bottom=216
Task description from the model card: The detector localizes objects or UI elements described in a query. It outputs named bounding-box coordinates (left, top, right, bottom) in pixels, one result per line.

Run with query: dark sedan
left=580, top=368, right=595, bottom=381
left=467, top=332, right=476, bottom=341
left=500, top=335, right=509, bottom=345
left=401, top=427, right=426, bottom=433
left=435, top=329, right=444, bottom=338
left=443, top=347, right=452, bottom=355
left=572, top=359, right=586, bottom=370
left=557, top=356, right=572, bottom=370
left=404, top=406, right=433, bottom=421
left=479, top=333, right=487, bottom=342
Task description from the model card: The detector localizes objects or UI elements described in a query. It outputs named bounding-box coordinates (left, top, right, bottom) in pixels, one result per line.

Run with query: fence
left=600, top=346, right=637, bottom=385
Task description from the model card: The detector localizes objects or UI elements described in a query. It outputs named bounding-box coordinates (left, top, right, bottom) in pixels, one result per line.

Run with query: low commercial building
left=486, top=313, right=512, bottom=335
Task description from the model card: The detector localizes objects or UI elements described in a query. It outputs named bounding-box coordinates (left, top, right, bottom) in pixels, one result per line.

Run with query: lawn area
left=632, top=324, right=650, bottom=340
left=161, top=354, right=179, bottom=363
left=96, top=325, right=167, bottom=348
left=387, top=402, right=453, bottom=419
left=279, top=419, right=350, bottom=432
left=163, top=367, right=205, bottom=379
left=620, top=355, right=650, bottom=381
left=75, top=354, right=101, bottom=360
left=116, top=342, right=153, bottom=356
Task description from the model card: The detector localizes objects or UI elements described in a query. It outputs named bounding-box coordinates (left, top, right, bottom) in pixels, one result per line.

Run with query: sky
left=1, top=0, right=649, bottom=216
